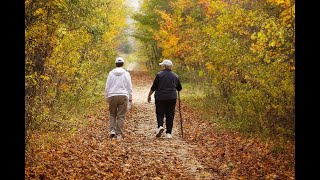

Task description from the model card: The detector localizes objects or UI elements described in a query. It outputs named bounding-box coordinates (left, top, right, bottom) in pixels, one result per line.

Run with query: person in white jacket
left=105, top=57, right=132, bottom=140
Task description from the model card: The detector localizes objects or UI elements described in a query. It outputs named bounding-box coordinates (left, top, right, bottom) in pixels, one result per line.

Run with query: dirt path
left=25, top=66, right=295, bottom=179
left=25, top=69, right=216, bottom=179
left=122, top=70, right=217, bottom=179
left=92, top=70, right=218, bottom=179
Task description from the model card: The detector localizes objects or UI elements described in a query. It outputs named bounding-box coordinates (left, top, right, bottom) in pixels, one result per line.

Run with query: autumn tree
left=134, top=0, right=295, bottom=139
left=132, top=0, right=173, bottom=70
left=25, top=0, right=128, bottom=146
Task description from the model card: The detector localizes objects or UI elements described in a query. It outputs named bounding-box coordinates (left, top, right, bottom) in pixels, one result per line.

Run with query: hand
left=147, top=96, right=151, bottom=103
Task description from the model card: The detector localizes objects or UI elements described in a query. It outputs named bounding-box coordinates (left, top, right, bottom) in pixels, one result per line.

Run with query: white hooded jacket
left=105, top=67, right=132, bottom=100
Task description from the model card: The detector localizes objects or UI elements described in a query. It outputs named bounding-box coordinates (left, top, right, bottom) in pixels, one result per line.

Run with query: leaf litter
left=25, top=71, right=294, bottom=179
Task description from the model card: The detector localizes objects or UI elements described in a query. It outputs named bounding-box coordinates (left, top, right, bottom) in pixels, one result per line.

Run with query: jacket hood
left=112, top=67, right=126, bottom=76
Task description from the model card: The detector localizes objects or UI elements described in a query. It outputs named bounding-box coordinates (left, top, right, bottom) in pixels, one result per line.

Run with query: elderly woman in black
left=147, top=59, right=182, bottom=139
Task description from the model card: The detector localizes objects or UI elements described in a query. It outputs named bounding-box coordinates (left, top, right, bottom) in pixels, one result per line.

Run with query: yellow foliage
left=267, top=0, right=293, bottom=8
left=206, top=62, right=214, bottom=71
left=135, top=0, right=295, bottom=141
left=60, top=83, right=70, bottom=92
left=25, top=0, right=128, bottom=135
left=35, top=8, right=45, bottom=16
left=40, top=75, right=50, bottom=81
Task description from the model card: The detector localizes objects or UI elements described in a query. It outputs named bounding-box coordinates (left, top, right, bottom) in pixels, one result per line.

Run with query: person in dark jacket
left=147, top=59, right=182, bottom=138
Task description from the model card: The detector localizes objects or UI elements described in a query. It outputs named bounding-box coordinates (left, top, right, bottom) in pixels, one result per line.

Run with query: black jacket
left=151, top=69, right=182, bottom=100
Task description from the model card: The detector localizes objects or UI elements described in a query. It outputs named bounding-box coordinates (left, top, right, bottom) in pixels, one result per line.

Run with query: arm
left=148, top=74, right=159, bottom=103
left=176, top=78, right=182, bottom=91
left=105, top=73, right=111, bottom=100
left=126, top=72, right=133, bottom=102
left=147, top=90, right=154, bottom=103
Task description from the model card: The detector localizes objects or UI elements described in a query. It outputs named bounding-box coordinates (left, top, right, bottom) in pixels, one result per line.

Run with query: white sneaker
left=110, top=130, right=116, bottom=138
left=156, top=126, right=164, bottom=138
left=116, top=134, right=122, bottom=140
left=166, top=133, right=172, bottom=139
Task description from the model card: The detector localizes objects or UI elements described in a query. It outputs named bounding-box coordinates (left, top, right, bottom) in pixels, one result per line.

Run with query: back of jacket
left=105, top=67, right=132, bottom=100
left=151, top=69, right=182, bottom=100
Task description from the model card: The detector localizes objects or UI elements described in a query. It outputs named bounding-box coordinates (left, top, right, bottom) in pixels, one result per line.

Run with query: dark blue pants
left=155, top=99, right=176, bottom=134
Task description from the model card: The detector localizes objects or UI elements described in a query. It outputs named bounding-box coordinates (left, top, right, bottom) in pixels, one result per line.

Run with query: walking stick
left=178, top=91, right=183, bottom=138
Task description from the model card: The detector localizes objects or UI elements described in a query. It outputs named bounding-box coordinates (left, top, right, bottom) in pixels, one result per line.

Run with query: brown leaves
left=25, top=71, right=294, bottom=179
left=180, top=101, right=294, bottom=179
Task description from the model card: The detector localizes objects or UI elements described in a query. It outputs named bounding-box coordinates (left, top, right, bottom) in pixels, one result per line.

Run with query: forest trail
left=25, top=64, right=295, bottom=179
left=119, top=69, right=217, bottom=179
left=25, top=0, right=295, bottom=178
left=25, top=67, right=216, bottom=179
left=112, top=62, right=217, bottom=178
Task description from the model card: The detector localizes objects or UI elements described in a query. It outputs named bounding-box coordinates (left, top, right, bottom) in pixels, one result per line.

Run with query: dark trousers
left=155, top=99, right=177, bottom=134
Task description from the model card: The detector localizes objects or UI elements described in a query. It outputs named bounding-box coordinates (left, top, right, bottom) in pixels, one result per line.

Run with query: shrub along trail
left=25, top=70, right=294, bottom=179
